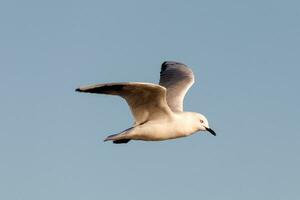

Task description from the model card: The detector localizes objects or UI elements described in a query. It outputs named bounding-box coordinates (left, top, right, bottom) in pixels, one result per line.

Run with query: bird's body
left=76, top=61, right=215, bottom=143
left=109, top=112, right=202, bottom=141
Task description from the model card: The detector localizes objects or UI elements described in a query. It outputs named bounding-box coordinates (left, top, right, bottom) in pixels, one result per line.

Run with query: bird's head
left=195, top=113, right=216, bottom=136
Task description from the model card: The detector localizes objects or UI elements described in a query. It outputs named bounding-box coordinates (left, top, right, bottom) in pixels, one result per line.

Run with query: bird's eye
left=200, top=120, right=204, bottom=123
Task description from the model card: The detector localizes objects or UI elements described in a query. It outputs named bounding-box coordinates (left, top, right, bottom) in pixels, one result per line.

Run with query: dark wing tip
left=113, top=139, right=131, bottom=144
left=75, top=84, right=125, bottom=94
left=161, top=61, right=187, bottom=72
left=160, top=61, right=191, bottom=77
left=161, top=61, right=169, bottom=73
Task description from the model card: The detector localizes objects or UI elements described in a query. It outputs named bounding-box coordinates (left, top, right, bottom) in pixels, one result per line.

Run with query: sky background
left=0, top=0, right=299, bottom=199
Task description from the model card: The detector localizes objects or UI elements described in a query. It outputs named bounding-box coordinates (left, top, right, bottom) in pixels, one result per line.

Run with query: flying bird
left=76, top=61, right=216, bottom=144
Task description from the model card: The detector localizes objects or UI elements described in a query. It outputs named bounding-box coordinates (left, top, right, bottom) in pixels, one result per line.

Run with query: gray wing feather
left=76, top=82, right=172, bottom=124
left=159, top=61, right=194, bottom=112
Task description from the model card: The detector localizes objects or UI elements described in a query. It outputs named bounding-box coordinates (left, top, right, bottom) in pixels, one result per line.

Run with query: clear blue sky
left=0, top=0, right=299, bottom=199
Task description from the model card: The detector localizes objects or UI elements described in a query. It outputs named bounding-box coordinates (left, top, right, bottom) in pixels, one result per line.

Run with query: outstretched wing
left=159, top=61, right=195, bottom=112
left=76, top=82, right=172, bottom=124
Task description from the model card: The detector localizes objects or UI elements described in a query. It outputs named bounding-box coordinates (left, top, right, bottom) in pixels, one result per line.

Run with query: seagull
left=76, top=61, right=216, bottom=144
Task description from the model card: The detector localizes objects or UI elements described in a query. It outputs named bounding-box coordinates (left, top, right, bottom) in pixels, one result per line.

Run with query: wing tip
left=75, top=84, right=126, bottom=94
left=161, top=61, right=169, bottom=73
left=161, top=61, right=187, bottom=73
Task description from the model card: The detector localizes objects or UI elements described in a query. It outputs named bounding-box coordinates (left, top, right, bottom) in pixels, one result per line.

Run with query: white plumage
left=76, top=61, right=215, bottom=144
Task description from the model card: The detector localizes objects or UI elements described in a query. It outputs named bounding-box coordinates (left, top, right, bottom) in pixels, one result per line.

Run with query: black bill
left=205, top=127, right=216, bottom=136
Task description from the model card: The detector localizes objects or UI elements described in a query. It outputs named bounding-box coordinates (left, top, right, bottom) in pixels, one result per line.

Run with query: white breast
left=129, top=112, right=200, bottom=141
